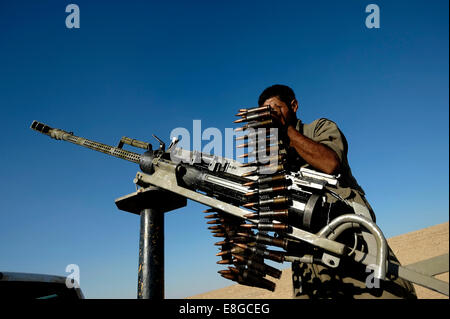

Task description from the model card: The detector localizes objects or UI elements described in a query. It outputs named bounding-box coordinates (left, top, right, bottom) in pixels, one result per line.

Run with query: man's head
left=258, top=84, right=298, bottom=126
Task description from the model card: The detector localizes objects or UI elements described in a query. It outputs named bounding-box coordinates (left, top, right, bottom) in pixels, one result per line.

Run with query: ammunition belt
left=204, top=105, right=290, bottom=292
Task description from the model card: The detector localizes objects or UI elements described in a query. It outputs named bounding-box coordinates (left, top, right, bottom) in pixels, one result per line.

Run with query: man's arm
left=286, top=125, right=340, bottom=175
left=268, top=101, right=342, bottom=175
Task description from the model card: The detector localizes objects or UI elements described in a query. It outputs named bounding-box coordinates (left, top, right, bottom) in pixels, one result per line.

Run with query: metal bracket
left=152, top=134, right=165, bottom=151
left=322, top=253, right=340, bottom=268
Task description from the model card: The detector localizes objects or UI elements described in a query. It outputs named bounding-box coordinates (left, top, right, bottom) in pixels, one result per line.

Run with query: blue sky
left=0, top=1, right=448, bottom=298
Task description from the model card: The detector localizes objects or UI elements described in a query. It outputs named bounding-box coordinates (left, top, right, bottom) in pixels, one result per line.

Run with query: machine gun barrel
left=30, top=120, right=142, bottom=164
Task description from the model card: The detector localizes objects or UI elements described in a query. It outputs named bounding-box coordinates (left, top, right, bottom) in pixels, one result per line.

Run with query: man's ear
left=290, top=99, right=299, bottom=113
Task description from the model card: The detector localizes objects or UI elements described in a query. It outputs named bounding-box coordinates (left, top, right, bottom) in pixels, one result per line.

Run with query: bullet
left=227, top=266, right=241, bottom=275
left=243, top=192, right=257, bottom=198
left=221, top=266, right=265, bottom=286
left=235, top=243, right=285, bottom=263
left=227, top=266, right=264, bottom=280
left=213, top=233, right=226, bottom=237
left=243, top=181, right=256, bottom=187
left=238, top=152, right=250, bottom=159
left=216, top=246, right=245, bottom=256
left=263, top=185, right=288, bottom=194
left=241, top=166, right=283, bottom=178
left=236, top=141, right=259, bottom=149
left=237, top=105, right=271, bottom=115
left=258, top=174, right=287, bottom=184
left=237, top=136, right=280, bottom=150
left=204, top=214, right=220, bottom=219
left=235, top=129, right=273, bottom=141
left=216, top=250, right=230, bottom=257
left=214, top=240, right=232, bottom=246
left=211, top=229, right=223, bottom=234
left=241, top=170, right=257, bottom=178
left=245, top=223, right=279, bottom=231
left=216, top=250, right=231, bottom=257
left=262, top=196, right=290, bottom=206
left=246, top=119, right=274, bottom=129
left=243, top=209, right=288, bottom=219
left=220, top=273, right=238, bottom=282
left=206, top=219, right=225, bottom=224
left=239, top=140, right=282, bottom=151
left=243, top=174, right=286, bottom=187
left=234, top=110, right=272, bottom=122
left=238, top=146, right=279, bottom=159
left=236, top=232, right=252, bottom=238
left=259, top=223, right=289, bottom=231
left=241, top=223, right=289, bottom=231
left=218, top=270, right=233, bottom=275
left=229, top=266, right=269, bottom=279
left=239, top=162, right=258, bottom=168
left=220, top=273, right=236, bottom=281
left=233, top=111, right=272, bottom=123
left=217, top=259, right=233, bottom=265
left=241, top=271, right=276, bottom=292
left=243, top=189, right=260, bottom=197
left=235, top=119, right=274, bottom=132
left=232, top=254, right=282, bottom=279
left=213, top=230, right=238, bottom=237
left=214, top=237, right=251, bottom=245
left=203, top=208, right=219, bottom=213
left=236, top=142, right=252, bottom=149
left=257, top=164, right=285, bottom=175
left=230, top=236, right=253, bottom=243
left=259, top=210, right=289, bottom=219
left=239, top=155, right=286, bottom=169
left=243, top=196, right=290, bottom=209
left=208, top=225, right=223, bottom=230
left=244, top=185, right=288, bottom=197
left=237, top=232, right=289, bottom=250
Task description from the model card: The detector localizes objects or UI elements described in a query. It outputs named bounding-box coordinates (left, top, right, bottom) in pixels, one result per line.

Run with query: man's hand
left=263, top=99, right=297, bottom=137
left=270, top=105, right=288, bottom=127
left=260, top=96, right=340, bottom=175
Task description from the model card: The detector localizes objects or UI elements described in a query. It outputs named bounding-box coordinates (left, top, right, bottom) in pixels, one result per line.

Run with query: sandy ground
left=189, top=222, right=449, bottom=299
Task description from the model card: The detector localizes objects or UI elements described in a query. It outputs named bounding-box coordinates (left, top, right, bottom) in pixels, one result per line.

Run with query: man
left=258, top=84, right=416, bottom=299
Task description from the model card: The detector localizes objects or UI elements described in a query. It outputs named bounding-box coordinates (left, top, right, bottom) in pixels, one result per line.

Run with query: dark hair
left=258, top=84, right=296, bottom=107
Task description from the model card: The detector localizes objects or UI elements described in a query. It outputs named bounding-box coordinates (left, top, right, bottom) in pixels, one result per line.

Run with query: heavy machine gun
left=30, top=115, right=449, bottom=297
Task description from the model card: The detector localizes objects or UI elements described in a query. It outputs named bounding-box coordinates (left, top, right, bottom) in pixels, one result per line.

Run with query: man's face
left=262, top=96, right=298, bottom=126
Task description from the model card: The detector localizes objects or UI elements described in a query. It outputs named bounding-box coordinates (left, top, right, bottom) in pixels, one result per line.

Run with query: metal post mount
left=115, top=186, right=187, bottom=299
